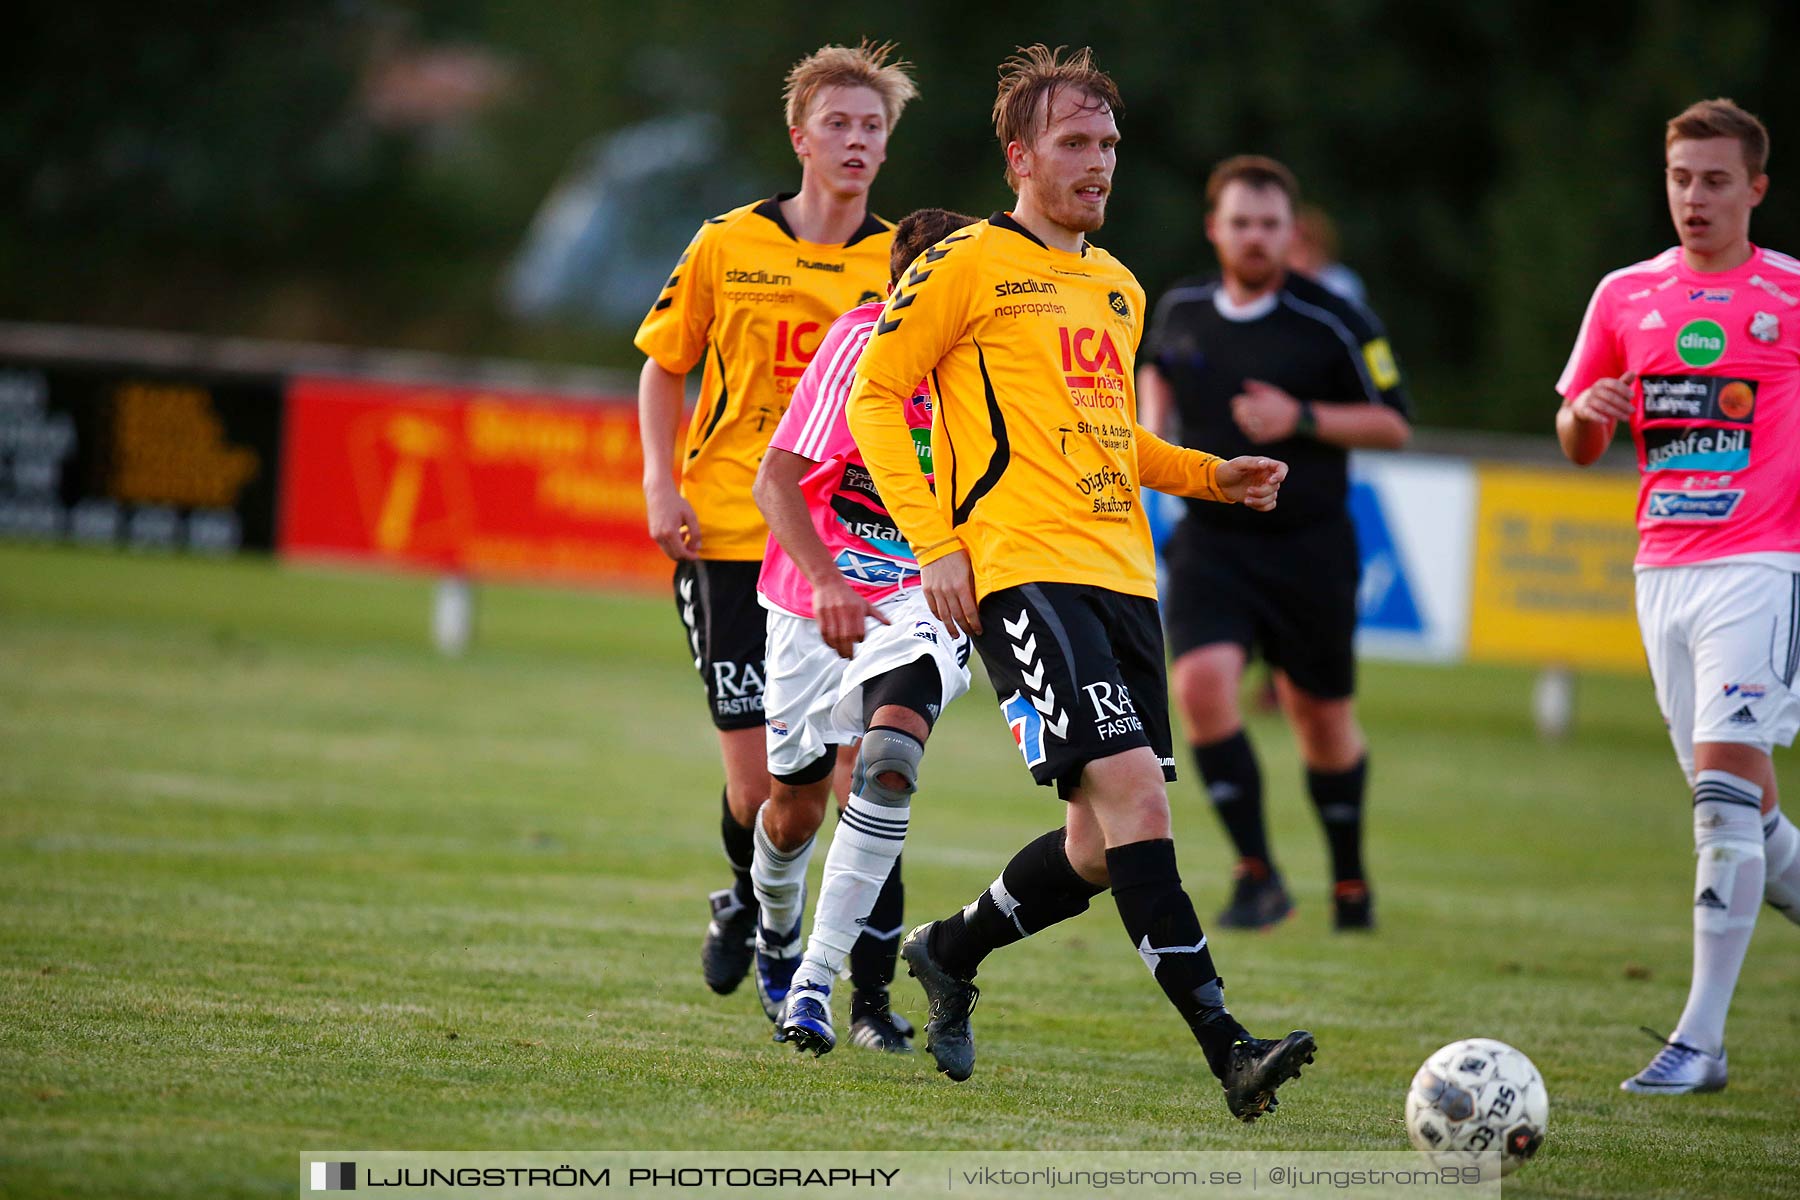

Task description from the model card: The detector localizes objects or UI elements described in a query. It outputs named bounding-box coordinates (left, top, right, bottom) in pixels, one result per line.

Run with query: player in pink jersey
left=742, top=209, right=980, bottom=1053
left=1558, top=99, right=1800, bottom=1095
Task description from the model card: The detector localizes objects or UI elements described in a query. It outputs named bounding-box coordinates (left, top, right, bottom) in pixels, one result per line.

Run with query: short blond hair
left=992, top=45, right=1121, bottom=191
left=783, top=40, right=918, bottom=130
left=1667, top=98, right=1769, bottom=177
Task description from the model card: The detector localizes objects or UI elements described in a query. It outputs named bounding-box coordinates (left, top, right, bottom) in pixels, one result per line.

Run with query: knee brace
left=852, top=725, right=924, bottom=808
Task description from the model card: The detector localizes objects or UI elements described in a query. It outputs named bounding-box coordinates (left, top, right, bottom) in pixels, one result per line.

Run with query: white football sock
left=751, top=805, right=814, bottom=942
left=1763, top=805, right=1800, bottom=926
left=1672, top=773, right=1766, bottom=1056
left=797, top=793, right=910, bottom=990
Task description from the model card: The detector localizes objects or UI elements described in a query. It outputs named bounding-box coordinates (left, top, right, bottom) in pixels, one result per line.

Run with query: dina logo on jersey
left=1001, top=690, right=1047, bottom=768
left=1675, top=318, right=1726, bottom=367
left=858, top=290, right=883, bottom=305
left=909, top=427, right=933, bottom=475
left=1108, top=290, right=1131, bottom=320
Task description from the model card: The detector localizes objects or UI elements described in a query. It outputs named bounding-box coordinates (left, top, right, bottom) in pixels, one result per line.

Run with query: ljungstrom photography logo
left=310, top=1161, right=356, bottom=1191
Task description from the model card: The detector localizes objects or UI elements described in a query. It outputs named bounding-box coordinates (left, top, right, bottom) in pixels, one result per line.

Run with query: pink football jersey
left=1558, top=245, right=1800, bottom=565
left=757, top=301, right=934, bottom=617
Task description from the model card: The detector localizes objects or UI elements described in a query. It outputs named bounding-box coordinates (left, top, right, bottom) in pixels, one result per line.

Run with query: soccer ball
left=1404, top=1037, right=1548, bottom=1176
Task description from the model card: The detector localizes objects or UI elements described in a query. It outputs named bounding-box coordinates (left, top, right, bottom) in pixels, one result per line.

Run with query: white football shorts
left=1637, top=560, right=1800, bottom=783
left=763, top=588, right=971, bottom=778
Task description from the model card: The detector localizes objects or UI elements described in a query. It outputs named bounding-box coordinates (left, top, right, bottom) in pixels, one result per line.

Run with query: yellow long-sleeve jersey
left=635, top=196, right=893, bottom=560
left=846, top=213, right=1226, bottom=601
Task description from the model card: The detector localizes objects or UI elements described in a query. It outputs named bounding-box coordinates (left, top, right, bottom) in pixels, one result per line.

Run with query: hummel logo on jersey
left=1695, top=887, right=1728, bottom=910
left=1728, top=705, right=1757, bottom=726
left=1638, top=309, right=1666, bottom=331
left=678, top=576, right=701, bottom=669
left=1001, top=608, right=1069, bottom=740
left=878, top=232, right=972, bottom=335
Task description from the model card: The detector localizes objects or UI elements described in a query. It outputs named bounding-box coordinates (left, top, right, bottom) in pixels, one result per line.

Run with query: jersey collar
left=755, top=193, right=889, bottom=248
left=1212, top=286, right=1280, bottom=323
left=990, top=210, right=1090, bottom=256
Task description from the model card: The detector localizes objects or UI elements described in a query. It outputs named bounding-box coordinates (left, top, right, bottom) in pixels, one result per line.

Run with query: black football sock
left=1194, top=730, right=1272, bottom=869
left=1307, top=756, right=1368, bottom=884
left=850, top=854, right=904, bottom=998
left=929, top=829, right=1105, bottom=979
left=1107, top=838, right=1248, bottom=1078
left=720, top=787, right=756, bottom=906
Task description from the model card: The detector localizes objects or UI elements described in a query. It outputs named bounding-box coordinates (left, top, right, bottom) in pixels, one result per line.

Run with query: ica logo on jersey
left=1059, top=326, right=1126, bottom=408
left=773, top=320, right=822, bottom=394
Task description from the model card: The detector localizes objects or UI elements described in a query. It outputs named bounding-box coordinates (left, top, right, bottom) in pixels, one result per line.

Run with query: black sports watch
left=1294, top=400, right=1318, bottom=436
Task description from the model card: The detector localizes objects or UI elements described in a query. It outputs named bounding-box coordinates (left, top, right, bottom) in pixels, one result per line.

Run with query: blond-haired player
left=635, top=41, right=917, bottom=999
left=846, top=45, right=1315, bottom=1122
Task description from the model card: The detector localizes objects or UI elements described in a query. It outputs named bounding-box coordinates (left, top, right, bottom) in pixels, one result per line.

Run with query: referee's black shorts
left=1161, top=515, right=1361, bottom=701
left=973, top=582, right=1176, bottom=799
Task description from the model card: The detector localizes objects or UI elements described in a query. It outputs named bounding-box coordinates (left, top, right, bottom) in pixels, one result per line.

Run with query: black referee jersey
left=1143, top=271, right=1409, bottom=532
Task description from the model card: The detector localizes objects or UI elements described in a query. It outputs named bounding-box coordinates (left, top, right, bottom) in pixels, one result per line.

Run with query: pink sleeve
left=768, top=312, right=872, bottom=464
left=1555, top=279, right=1623, bottom=399
left=768, top=342, right=830, bottom=459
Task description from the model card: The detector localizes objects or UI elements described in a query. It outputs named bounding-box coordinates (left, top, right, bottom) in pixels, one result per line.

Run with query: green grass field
left=2, top=543, right=1797, bottom=1199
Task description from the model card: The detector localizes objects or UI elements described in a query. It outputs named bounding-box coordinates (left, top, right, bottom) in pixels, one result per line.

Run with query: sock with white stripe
left=1672, top=772, right=1767, bottom=1056
left=1107, top=838, right=1247, bottom=1078
left=751, top=805, right=814, bottom=944
left=794, top=795, right=908, bottom=990
left=1762, top=805, right=1800, bottom=926
left=849, top=855, right=905, bottom=995
left=928, top=828, right=1104, bottom=980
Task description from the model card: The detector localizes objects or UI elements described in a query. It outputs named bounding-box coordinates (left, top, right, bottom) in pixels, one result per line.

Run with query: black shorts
left=973, top=582, right=1176, bottom=799
left=1161, top=515, right=1360, bottom=700
left=673, top=559, right=767, bottom=731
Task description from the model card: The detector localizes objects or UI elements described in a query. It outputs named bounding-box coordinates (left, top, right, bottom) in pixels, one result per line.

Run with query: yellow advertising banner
left=1467, top=465, right=1645, bottom=673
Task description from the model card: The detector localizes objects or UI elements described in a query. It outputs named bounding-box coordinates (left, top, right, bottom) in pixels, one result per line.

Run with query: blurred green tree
left=4, top=0, right=1797, bottom=431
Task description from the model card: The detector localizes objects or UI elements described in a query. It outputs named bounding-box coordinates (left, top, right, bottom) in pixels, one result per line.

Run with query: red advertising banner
left=279, top=376, right=668, bottom=587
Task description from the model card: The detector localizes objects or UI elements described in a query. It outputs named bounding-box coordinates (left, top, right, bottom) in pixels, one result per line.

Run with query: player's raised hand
left=1216, top=455, right=1288, bottom=511
left=1570, top=372, right=1637, bottom=425
left=1230, top=379, right=1302, bottom=443
left=815, top=577, right=890, bottom=659
left=645, top=481, right=702, bottom=560
left=921, top=548, right=981, bottom=639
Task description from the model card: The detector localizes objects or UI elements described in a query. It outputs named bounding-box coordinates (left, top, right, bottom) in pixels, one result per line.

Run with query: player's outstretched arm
left=638, top=358, right=701, bottom=560
left=1215, top=456, right=1288, bottom=512
left=1136, top=426, right=1285, bottom=510
left=753, top=448, right=889, bottom=658
left=1556, top=372, right=1634, bottom=467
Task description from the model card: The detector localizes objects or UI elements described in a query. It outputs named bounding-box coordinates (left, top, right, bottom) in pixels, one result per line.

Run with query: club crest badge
left=1750, top=311, right=1780, bottom=343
